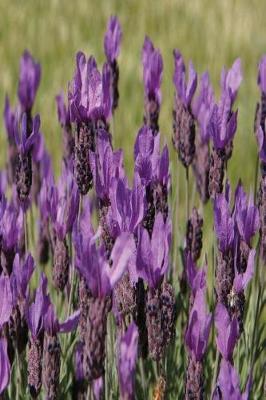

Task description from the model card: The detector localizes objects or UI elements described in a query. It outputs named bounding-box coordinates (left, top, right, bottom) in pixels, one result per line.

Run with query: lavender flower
left=213, top=359, right=252, bottom=400
left=185, top=207, right=203, bottom=262
left=15, top=113, right=40, bottom=203
left=0, top=338, right=10, bottom=395
left=73, top=342, right=87, bottom=399
left=104, top=16, right=122, bottom=111
left=56, top=92, right=74, bottom=161
left=4, top=97, right=18, bottom=185
left=142, top=37, right=163, bottom=134
left=208, top=59, right=242, bottom=198
left=18, top=50, right=41, bottom=115
left=0, top=275, right=13, bottom=329
left=172, top=49, right=197, bottom=168
left=118, top=322, right=139, bottom=400
left=214, top=303, right=238, bottom=362
left=185, top=289, right=212, bottom=400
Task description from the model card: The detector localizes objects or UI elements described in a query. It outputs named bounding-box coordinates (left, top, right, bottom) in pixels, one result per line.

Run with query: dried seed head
left=16, top=153, right=32, bottom=202
left=142, top=184, right=156, bottom=236
left=161, top=282, right=176, bottom=346
left=215, top=251, right=234, bottom=309
left=154, top=183, right=168, bottom=222
left=83, top=297, right=111, bottom=381
left=146, top=289, right=164, bottom=361
left=186, top=208, right=203, bottom=263
left=134, top=279, right=148, bottom=359
left=185, top=356, right=204, bottom=400
left=192, top=140, right=210, bottom=204
left=52, top=237, right=70, bottom=291
left=43, top=334, right=61, bottom=400
left=8, top=304, right=28, bottom=354
left=28, top=337, right=43, bottom=398
left=37, top=221, right=50, bottom=265
left=172, top=98, right=196, bottom=168
left=144, top=93, right=160, bottom=135
left=113, top=272, right=137, bottom=323
left=74, top=122, right=94, bottom=195
left=78, top=277, right=92, bottom=341
left=208, top=148, right=225, bottom=199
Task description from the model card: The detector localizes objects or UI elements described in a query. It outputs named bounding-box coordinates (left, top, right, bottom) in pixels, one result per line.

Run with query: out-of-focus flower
left=18, top=50, right=41, bottom=114
left=214, top=303, right=238, bottom=362
left=0, top=338, right=10, bottom=395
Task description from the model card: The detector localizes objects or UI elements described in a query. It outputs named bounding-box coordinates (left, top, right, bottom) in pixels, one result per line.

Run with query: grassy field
left=0, top=1, right=265, bottom=398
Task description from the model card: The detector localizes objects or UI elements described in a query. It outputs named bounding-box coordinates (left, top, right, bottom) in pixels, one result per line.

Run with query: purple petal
left=0, top=275, right=13, bottom=329
left=258, top=55, right=266, bottom=93
left=104, top=16, right=122, bottom=63
left=0, top=338, right=10, bottom=395
left=215, top=303, right=238, bottom=361
left=59, top=310, right=80, bottom=333
left=233, top=249, right=256, bottom=293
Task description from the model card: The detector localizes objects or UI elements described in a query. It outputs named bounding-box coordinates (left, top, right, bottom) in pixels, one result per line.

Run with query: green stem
left=211, top=351, right=221, bottom=395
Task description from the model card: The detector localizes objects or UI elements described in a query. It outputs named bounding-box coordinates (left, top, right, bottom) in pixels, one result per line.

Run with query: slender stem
left=140, top=358, right=147, bottom=397
left=23, top=211, right=28, bottom=253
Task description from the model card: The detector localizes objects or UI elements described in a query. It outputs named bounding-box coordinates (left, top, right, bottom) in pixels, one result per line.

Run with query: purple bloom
left=14, top=113, right=40, bottom=155
left=90, top=133, right=124, bottom=202
left=214, top=193, right=234, bottom=253
left=214, top=303, right=239, bottom=361
left=118, top=322, right=139, bottom=400
left=213, top=359, right=252, bottom=400
left=18, top=50, right=41, bottom=112
left=69, top=53, right=111, bottom=123
left=233, top=249, right=255, bottom=293
left=258, top=55, right=266, bottom=94
left=1, top=200, right=23, bottom=253
left=185, top=289, right=212, bottom=361
left=136, top=213, right=171, bottom=289
left=256, top=125, right=266, bottom=163
left=104, top=16, right=122, bottom=63
left=11, top=252, right=35, bottom=302
left=3, top=96, right=16, bottom=143
left=234, top=184, right=260, bottom=245
left=56, top=92, right=70, bottom=127
left=0, top=338, right=10, bottom=395
left=77, top=232, right=135, bottom=298
left=27, top=273, right=49, bottom=339
left=220, top=58, right=243, bottom=103
left=173, top=49, right=197, bottom=108
left=0, top=275, right=13, bottom=329
left=142, top=36, right=163, bottom=106
left=185, top=252, right=206, bottom=297
left=192, top=72, right=214, bottom=143
left=93, top=377, right=104, bottom=400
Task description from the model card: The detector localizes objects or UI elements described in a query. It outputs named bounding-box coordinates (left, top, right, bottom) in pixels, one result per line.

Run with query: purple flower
left=185, top=289, right=212, bottom=361
left=14, top=113, right=40, bottom=155
left=258, top=55, right=266, bottom=94
left=44, top=302, right=60, bottom=336
left=234, top=184, right=260, bottom=245
left=142, top=37, right=163, bottom=106
left=214, top=303, right=239, bottom=361
left=173, top=49, right=197, bottom=108
left=185, top=252, right=206, bottom=297
left=192, top=72, right=214, bottom=143
left=0, top=275, right=13, bottom=329
left=214, top=193, right=234, bottom=253
left=18, top=50, right=41, bottom=112
left=69, top=53, right=111, bottom=123
left=104, top=16, right=122, bottom=63
left=233, top=249, right=255, bottom=293
left=118, top=322, right=139, bottom=400
left=3, top=96, right=16, bottom=143
left=220, top=58, right=243, bottom=103
left=93, top=377, right=104, bottom=400
left=255, top=125, right=266, bottom=163
left=77, top=232, right=135, bottom=298
left=27, top=273, right=50, bottom=339
left=11, top=252, right=35, bottom=302
left=136, top=213, right=171, bottom=289
left=0, top=338, right=10, bottom=395
left=0, top=200, right=23, bottom=252
left=213, top=359, right=252, bottom=400
left=56, top=92, right=70, bottom=127
left=90, top=133, right=124, bottom=202
left=109, top=177, right=145, bottom=237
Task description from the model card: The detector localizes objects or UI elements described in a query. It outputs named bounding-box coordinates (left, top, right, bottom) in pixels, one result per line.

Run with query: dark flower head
left=214, top=303, right=239, bottom=361
left=118, top=322, right=139, bottom=400
left=0, top=338, right=10, bottom=395
left=173, top=49, right=197, bottom=108
left=136, top=213, right=171, bottom=289
left=18, top=50, right=41, bottom=112
left=192, top=72, right=214, bottom=143
left=27, top=273, right=49, bottom=339
left=0, top=274, right=13, bottom=329
left=142, top=36, right=163, bottom=106
left=14, top=113, right=40, bottom=155
left=74, top=341, right=84, bottom=381
left=258, top=55, right=266, bottom=94
left=104, top=16, right=122, bottom=63
left=77, top=232, right=135, bottom=298
left=185, top=288, right=212, bottom=361
left=69, top=53, right=111, bottom=123
left=56, top=92, right=70, bottom=127
left=213, top=359, right=252, bottom=400
left=214, top=192, right=234, bottom=253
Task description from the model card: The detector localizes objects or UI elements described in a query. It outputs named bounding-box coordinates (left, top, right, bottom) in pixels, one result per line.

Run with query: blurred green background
left=0, top=0, right=265, bottom=189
